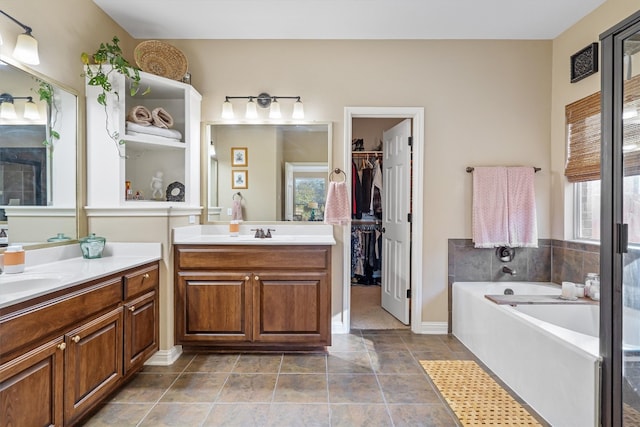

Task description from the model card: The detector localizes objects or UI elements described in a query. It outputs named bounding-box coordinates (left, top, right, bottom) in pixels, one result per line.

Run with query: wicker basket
left=134, top=40, right=188, bottom=81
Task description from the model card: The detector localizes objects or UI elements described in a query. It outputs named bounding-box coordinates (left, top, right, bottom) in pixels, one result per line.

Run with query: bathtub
left=452, top=282, right=601, bottom=427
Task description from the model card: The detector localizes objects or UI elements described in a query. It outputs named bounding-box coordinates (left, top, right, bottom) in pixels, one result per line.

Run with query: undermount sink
left=0, top=273, right=71, bottom=295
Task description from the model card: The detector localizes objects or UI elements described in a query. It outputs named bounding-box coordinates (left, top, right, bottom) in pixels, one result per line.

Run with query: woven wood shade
left=565, top=75, right=640, bottom=183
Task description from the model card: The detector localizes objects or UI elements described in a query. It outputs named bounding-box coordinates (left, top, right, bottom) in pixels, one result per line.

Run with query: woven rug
left=420, top=360, right=542, bottom=426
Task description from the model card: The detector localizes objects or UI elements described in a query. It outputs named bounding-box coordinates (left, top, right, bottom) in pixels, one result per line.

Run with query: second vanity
left=173, top=224, right=335, bottom=351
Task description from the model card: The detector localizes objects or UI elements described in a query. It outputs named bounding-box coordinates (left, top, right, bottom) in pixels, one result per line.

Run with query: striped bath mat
left=420, top=360, right=542, bottom=426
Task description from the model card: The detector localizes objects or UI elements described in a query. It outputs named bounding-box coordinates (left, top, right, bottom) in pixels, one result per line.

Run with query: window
left=566, top=75, right=640, bottom=242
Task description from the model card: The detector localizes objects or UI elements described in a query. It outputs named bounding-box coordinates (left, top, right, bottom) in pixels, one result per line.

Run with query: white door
left=381, top=119, right=412, bottom=324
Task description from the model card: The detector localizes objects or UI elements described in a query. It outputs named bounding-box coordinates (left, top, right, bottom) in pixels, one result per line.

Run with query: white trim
left=85, top=206, right=203, bottom=217
left=343, top=107, right=425, bottom=334
left=418, top=322, right=448, bottom=334
left=3, top=207, right=76, bottom=217
left=144, top=345, right=183, bottom=366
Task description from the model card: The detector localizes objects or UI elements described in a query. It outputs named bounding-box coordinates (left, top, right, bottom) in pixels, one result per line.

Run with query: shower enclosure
left=601, top=9, right=640, bottom=426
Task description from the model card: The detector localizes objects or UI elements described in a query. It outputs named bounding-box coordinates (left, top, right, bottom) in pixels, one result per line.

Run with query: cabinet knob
left=143, top=273, right=150, bottom=279
left=129, top=305, right=136, bottom=312
left=57, top=342, right=66, bottom=350
left=254, top=276, right=259, bottom=281
left=72, top=335, right=81, bottom=343
left=245, top=276, right=250, bottom=281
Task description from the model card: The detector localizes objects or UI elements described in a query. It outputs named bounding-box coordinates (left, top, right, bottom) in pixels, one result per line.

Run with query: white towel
left=126, top=121, right=183, bottom=141
left=472, top=167, right=510, bottom=248
left=324, top=181, right=351, bottom=225
left=231, top=199, right=243, bottom=221
left=507, top=167, right=538, bottom=248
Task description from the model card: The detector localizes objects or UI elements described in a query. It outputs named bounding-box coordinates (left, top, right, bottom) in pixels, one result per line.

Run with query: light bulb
left=0, top=102, right=17, bottom=119
left=221, top=100, right=234, bottom=119
left=269, top=99, right=282, bottom=119
left=23, top=100, right=40, bottom=120
left=13, top=33, right=39, bottom=65
left=292, top=100, right=304, bottom=119
left=245, top=99, right=258, bottom=119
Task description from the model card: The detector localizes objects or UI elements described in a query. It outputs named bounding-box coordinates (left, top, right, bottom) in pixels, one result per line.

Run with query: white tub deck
left=453, top=281, right=601, bottom=427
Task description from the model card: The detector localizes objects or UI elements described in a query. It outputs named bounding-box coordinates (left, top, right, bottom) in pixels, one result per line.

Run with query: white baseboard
left=144, top=346, right=183, bottom=366
left=417, top=321, right=448, bottom=334
left=332, top=320, right=448, bottom=335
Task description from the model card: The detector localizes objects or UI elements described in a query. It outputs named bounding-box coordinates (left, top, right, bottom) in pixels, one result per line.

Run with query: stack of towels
left=126, top=105, right=183, bottom=142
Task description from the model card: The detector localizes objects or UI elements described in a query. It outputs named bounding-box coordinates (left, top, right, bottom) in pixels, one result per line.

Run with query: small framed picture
left=232, top=170, right=248, bottom=189
left=231, top=147, right=248, bottom=167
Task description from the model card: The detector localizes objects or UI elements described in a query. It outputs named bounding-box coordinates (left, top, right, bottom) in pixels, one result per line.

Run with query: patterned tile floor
left=82, top=330, right=549, bottom=426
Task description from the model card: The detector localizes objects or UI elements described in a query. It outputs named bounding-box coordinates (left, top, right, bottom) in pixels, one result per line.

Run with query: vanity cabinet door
left=176, top=272, right=252, bottom=343
left=64, top=307, right=123, bottom=424
left=0, top=337, right=64, bottom=427
left=124, top=291, right=159, bottom=375
left=252, top=271, right=330, bottom=345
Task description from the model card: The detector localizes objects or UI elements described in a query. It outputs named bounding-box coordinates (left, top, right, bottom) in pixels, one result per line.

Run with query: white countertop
left=173, top=224, right=337, bottom=245
left=0, top=242, right=161, bottom=309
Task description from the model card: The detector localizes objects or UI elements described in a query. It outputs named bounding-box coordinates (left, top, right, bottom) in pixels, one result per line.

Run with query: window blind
left=564, top=75, right=640, bottom=183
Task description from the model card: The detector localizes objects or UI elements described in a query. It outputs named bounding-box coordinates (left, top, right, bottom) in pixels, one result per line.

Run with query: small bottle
left=229, top=220, right=239, bottom=237
left=0, top=228, right=8, bottom=247
left=125, top=180, right=133, bottom=200
left=4, top=245, right=25, bottom=274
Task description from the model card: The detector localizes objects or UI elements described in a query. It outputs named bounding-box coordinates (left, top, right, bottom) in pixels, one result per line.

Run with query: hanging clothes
left=352, top=160, right=363, bottom=219
left=370, top=158, right=383, bottom=219
left=350, top=224, right=382, bottom=285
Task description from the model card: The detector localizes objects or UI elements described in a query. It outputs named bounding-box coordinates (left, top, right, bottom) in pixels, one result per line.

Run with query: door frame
left=340, top=106, right=424, bottom=333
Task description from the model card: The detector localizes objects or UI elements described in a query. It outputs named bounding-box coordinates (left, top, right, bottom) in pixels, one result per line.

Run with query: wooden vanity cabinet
left=175, top=245, right=331, bottom=350
left=0, top=261, right=159, bottom=427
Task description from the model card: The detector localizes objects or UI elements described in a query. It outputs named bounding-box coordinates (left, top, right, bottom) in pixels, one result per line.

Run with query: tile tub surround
left=447, top=239, right=600, bottom=332
left=82, top=330, right=549, bottom=426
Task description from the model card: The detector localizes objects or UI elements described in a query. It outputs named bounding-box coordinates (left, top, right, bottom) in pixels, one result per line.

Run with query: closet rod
left=466, top=166, right=541, bottom=173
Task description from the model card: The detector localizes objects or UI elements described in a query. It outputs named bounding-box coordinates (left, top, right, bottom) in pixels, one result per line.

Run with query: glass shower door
left=622, top=29, right=640, bottom=424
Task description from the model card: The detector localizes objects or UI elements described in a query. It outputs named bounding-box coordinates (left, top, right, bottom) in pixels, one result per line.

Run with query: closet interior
left=350, top=117, right=409, bottom=330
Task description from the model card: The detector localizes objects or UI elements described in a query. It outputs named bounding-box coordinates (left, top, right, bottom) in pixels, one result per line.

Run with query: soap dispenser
left=4, top=245, right=25, bottom=273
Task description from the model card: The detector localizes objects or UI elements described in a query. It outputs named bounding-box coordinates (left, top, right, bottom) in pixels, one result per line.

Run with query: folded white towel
left=126, top=121, right=183, bottom=141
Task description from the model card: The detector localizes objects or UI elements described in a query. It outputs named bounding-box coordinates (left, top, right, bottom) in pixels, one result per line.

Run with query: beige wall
left=550, top=0, right=639, bottom=239
left=3, top=0, right=638, bottom=344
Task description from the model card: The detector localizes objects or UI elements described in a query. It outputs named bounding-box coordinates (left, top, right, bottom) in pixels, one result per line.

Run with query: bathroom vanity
left=173, top=225, right=335, bottom=351
left=0, top=244, right=161, bottom=426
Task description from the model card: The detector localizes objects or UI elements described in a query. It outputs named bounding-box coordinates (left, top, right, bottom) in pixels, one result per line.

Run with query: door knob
left=129, top=306, right=136, bottom=311
left=254, top=276, right=259, bottom=281
left=143, top=273, right=150, bottom=279
left=57, top=342, right=66, bottom=350
left=72, top=335, right=81, bottom=343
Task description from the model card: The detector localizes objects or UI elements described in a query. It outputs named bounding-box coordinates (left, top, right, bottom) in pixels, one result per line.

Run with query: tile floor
left=83, top=330, right=548, bottom=426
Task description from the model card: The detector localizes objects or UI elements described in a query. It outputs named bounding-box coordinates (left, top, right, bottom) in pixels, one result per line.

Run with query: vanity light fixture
left=0, top=93, right=40, bottom=120
left=0, top=10, right=40, bottom=65
left=221, top=93, right=304, bottom=120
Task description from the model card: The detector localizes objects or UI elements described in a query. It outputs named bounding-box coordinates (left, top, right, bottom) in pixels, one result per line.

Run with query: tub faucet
left=502, top=266, right=517, bottom=276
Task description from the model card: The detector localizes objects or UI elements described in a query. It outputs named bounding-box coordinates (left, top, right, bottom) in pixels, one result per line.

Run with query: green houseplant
left=35, top=79, right=60, bottom=148
left=81, top=36, right=149, bottom=149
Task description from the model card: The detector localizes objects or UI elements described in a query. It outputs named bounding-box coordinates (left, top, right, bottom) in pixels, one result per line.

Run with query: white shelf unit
left=86, top=66, right=202, bottom=210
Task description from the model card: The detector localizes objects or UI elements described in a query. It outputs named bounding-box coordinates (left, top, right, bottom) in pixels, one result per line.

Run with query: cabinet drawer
left=0, top=278, right=122, bottom=358
left=176, top=246, right=330, bottom=270
left=124, top=263, right=159, bottom=299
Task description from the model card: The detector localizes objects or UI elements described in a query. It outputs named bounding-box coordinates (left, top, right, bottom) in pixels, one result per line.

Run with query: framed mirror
left=204, top=122, right=331, bottom=222
left=0, top=56, right=78, bottom=247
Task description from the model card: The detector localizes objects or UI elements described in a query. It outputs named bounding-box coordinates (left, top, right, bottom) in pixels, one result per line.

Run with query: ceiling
left=93, top=0, right=606, bottom=40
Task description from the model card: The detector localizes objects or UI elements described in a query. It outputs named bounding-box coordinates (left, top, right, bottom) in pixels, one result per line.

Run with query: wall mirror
left=0, top=56, right=78, bottom=247
left=204, top=122, right=331, bottom=222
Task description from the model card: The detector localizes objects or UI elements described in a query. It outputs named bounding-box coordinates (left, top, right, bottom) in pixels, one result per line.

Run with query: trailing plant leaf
left=34, top=80, right=60, bottom=148
left=81, top=36, right=149, bottom=153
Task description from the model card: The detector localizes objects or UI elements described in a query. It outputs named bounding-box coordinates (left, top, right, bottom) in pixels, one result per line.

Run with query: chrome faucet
left=266, top=228, right=275, bottom=238
left=502, top=265, right=517, bottom=276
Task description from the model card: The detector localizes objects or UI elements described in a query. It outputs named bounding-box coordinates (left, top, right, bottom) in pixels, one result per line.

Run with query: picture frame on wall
left=231, top=147, right=248, bottom=167
left=232, top=170, right=248, bottom=189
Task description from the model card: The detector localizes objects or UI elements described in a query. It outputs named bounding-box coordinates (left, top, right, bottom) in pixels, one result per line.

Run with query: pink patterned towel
left=472, top=167, right=509, bottom=248
left=507, top=167, right=538, bottom=248
left=324, top=181, right=351, bottom=225
left=231, top=199, right=243, bottom=221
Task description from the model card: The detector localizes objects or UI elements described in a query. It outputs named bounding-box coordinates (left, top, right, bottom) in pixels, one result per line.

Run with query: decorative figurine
left=150, top=171, right=164, bottom=200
